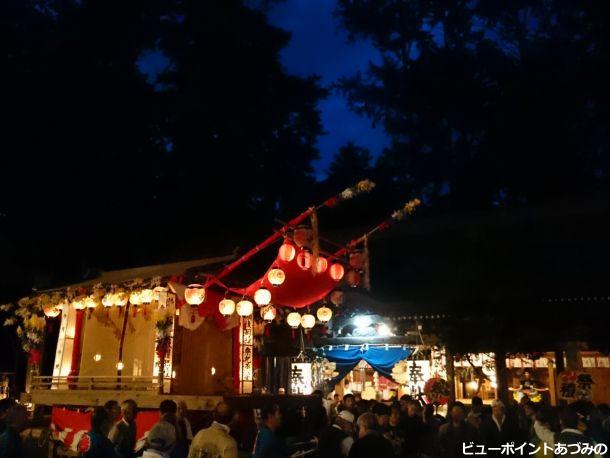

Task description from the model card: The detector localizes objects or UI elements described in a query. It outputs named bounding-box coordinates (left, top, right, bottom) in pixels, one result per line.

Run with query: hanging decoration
left=296, top=249, right=313, bottom=270
left=101, top=294, right=114, bottom=308
left=293, top=225, right=313, bottom=248
left=329, top=290, right=344, bottom=306
left=114, top=292, right=128, bottom=308
left=267, top=268, right=285, bottom=287
left=278, top=242, right=296, bottom=262
left=346, top=270, right=361, bottom=287
left=313, top=257, right=328, bottom=274
left=236, top=299, right=253, bottom=317
left=286, top=312, right=301, bottom=328
left=300, top=313, right=315, bottom=331
left=141, top=289, right=154, bottom=304
left=316, top=306, right=332, bottom=323
left=184, top=284, right=205, bottom=306
left=253, top=287, right=272, bottom=306
left=1, top=296, right=49, bottom=363
left=260, top=305, right=276, bottom=322
left=218, top=298, right=236, bottom=317
left=329, top=263, right=345, bottom=282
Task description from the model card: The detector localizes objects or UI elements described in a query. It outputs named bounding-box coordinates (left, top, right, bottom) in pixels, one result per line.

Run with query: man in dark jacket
left=317, top=410, right=355, bottom=458
left=108, top=399, right=138, bottom=458
left=438, top=402, right=481, bottom=458
left=348, top=413, right=394, bottom=458
left=480, top=400, right=521, bottom=455
left=78, top=407, right=118, bottom=458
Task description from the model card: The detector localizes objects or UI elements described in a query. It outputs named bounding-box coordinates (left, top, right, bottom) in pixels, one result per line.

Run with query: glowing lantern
left=254, top=287, right=272, bottom=306
left=129, top=291, right=142, bottom=305
left=349, top=250, right=365, bottom=269
left=184, top=284, right=206, bottom=306
left=116, top=361, right=124, bottom=371
left=293, top=226, right=312, bottom=248
left=329, top=263, right=345, bottom=281
left=114, top=292, right=128, bottom=307
left=286, top=312, right=301, bottom=329
left=85, top=296, right=97, bottom=309
left=153, top=286, right=168, bottom=301
left=301, top=313, right=316, bottom=330
left=267, top=268, right=285, bottom=287
left=93, top=353, right=102, bottom=362
left=296, top=249, right=313, bottom=270
left=316, top=306, right=332, bottom=323
left=218, top=298, right=236, bottom=316
left=101, top=294, right=114, bottom=308
left=260, top=305, right=277, bottom=322
left=278, top=242, right=296, bottom=262
left=72, top=299, right=85, bottom=310
left=330, top=290, right=344, bottom=306
left=346, top=270, right=361, bottom=287
left=140, top=289, right=154, bottom=304
left=313, top=256, right=328, bottom=274
left=43, top=304, right=61, bottom=318
left=236, top=299, right=253, bottom=317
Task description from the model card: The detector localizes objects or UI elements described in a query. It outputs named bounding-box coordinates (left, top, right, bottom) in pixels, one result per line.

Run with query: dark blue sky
left=267, top=0, right=388, bottom=178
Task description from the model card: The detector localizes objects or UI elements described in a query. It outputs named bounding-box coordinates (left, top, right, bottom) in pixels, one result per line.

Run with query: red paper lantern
left=296, top=249, right=313, bottom=270
left=346, top=269, right=360, bottom=287
left=330, top=290, right=344, bottom=306
left=329, top=263, right=345, bottom=281
left=349, top=250, right=365, bottom=270
left=278, top=242, right=296, bottom=262
left=314, top=256, right=328, bottom=274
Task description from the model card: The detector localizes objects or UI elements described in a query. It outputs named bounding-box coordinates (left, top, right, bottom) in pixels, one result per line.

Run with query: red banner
left=51, top=407, right=160, bottom=451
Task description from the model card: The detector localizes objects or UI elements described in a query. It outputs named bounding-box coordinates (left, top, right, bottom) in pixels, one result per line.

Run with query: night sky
left=137, top=1, right=388, bottom=179
left=268, top=0, right=389, bottom=178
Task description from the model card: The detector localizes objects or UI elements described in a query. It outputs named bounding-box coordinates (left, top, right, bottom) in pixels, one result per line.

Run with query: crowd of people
left=0, top=392, right=609, bottom=457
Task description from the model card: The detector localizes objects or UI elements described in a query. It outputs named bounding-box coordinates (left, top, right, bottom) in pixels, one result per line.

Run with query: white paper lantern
left=114, top=292, right=128, bottom=307
left=301, top=313, right=316, bottom=330
left=140, top=289, right=154, bottom=304
left=236, top=299, right=253, bottom=317
left=267, top=268, right=286, bottom=287
left=260, top=305, right=277, bottom=322
left=314, top=257, right=328, bottom=274
left=72, top=299, right=85, bottom=310
left=254, top=287, right=272, bottom=306
left=85, top=296, right=97, bottom=309
left=129, top=291, right=142, bottom=305
left=101, top=294, right=114, bottom=308
left=287, top=312, right=301, bottom=328
left=184, top=284, right=206, bottom=306
left=316, top=306, right=332, bottom=323
left=218, top=298, right=236, bottom=316
left=329, top=263, right=345, bottom=281
left=278, top=242, right=296, bottom=262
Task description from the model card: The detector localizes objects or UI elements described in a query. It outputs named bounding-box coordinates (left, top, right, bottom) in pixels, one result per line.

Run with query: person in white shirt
left=188, top=402, right=238, bottom=458
left=142, top=420, right=177, bottom=458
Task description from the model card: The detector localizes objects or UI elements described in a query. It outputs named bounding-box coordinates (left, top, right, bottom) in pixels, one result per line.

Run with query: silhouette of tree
left=325, top=142, right=373, bottom=190
left=0, top=0, right=325, bottom=297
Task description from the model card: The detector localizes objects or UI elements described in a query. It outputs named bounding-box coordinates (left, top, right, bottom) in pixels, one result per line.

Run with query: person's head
left=333, top=394, right=339, bottom=402
left=407, top=400, right=422, bottom=417
left=467, top=411, right=483, bottom=430
left=492, top=400, right=505, bottom=420
left=91, top=406, right=112, bottom=435
left=120, top=399, right=137, bottom=423
left=343, top=393, right=356, bottom=411
left=160, top=399, right=177, bottom=416
left=147, top=420, right=176, bottom=453
left=214, top=402, right=233, bottom=426
left=471, top=396, right=483, bottom=410
left=261, top=404, right=282, bottom=431
left=560, top=408, right=579, bottom=430
left=0, top=398, right=17, bottom=422
left=450, top=402, right=466, bottom=423
left=399, top=394, right=411, bottom=411
left=277, top=388, right=286, bottom=395
left=177, top=401, right=188, bottom=419
left=336, top=410, right=355, bottom=434
left=523, top=370, right=531, bottom=380
left=104, top=400, right=121, bottom=422
left=390, top=404, right=401, bottom=426
left=372, top=403, right=391, bottom=427
left=356, top=412, right=377, bottom=438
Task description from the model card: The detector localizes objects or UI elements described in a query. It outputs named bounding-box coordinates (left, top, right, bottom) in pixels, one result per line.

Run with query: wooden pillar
left=445, top=347, right=456, bottom=404
left=68, top=310, right=85, bottom=387
left=548, top=357, right=557, bottom=406
left=494, top=349, right=509, bottom=404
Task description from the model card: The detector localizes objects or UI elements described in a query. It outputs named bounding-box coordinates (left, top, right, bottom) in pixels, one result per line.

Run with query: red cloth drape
left=237, top=257, right=339, bottom=309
